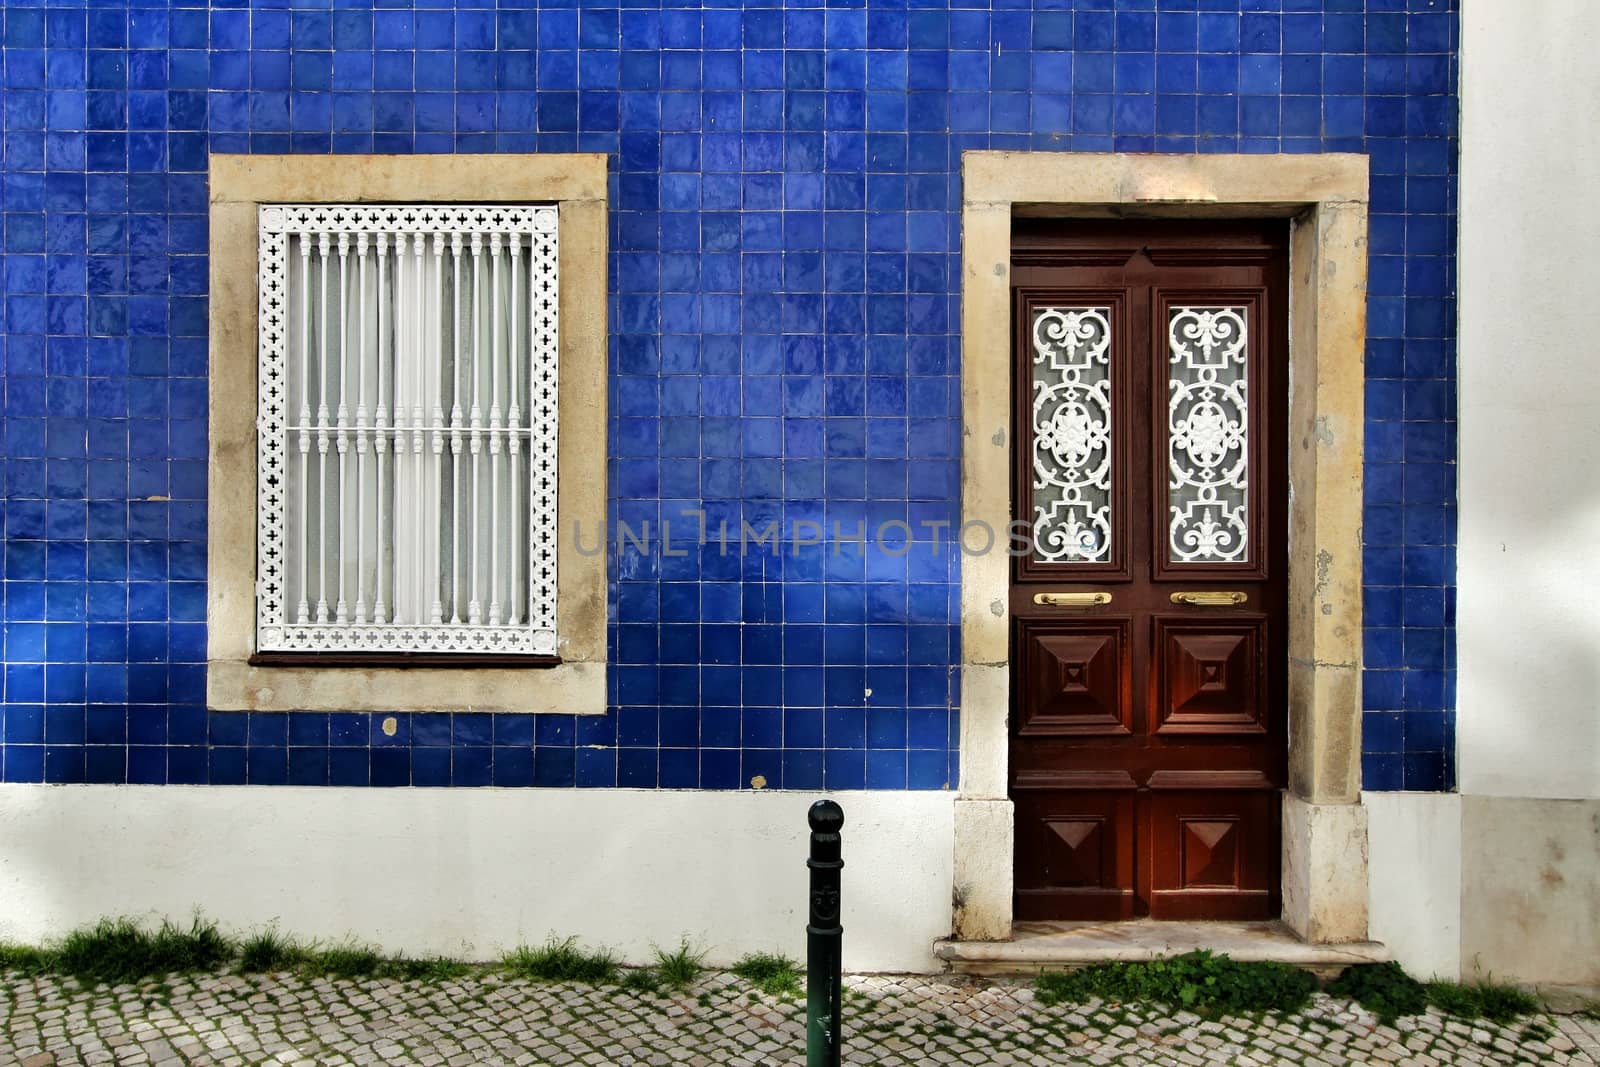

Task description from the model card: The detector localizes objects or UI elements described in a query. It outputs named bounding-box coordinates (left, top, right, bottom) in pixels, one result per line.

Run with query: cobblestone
left=0, top=970, right=1592, bottom=1066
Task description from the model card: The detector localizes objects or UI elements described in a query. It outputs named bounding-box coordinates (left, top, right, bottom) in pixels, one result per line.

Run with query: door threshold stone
left=935, top=919, right=1387, bottom=979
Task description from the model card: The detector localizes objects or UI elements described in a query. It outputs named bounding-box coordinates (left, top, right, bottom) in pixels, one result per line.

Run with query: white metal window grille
left=1167, top=305, right=1249, bottom=564
left=1031, top=306, right=1113, bottom=562
left=255, top=203, right=559, bottom=656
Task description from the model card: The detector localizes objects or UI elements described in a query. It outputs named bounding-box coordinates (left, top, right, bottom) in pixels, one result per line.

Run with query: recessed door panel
left=1009, top=220, right=1288, bottom=922
left=1017, top=619, right=1132, bottom=736
left=1148, top=790, right=1279, bottom=920
left=1154, top=615, right=1268, bottom=736
left=1013, top=787, right=1137, bottom=921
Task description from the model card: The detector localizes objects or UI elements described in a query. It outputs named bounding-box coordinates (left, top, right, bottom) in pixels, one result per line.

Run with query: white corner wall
left=1458, top=1, right=1600, bottom=802
left=1363, top=792, right=1461, bottom=980
left=0, top=786, right=955, bottom=973
left=1449, top=0, right=1600, bottom=985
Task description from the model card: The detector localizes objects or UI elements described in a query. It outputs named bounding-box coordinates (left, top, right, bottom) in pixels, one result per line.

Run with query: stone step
left=935, top=920, right=1388, bottom=979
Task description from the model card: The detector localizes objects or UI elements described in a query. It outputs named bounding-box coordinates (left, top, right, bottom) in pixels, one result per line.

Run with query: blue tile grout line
left=2, top=0, right=1456, bottom=792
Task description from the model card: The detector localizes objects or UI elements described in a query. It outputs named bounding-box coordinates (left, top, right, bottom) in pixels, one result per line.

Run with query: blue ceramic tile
left=494, top=748, right=535, bottom=788
left=287, top=748, right=327, bottom=786
left=0, top=0, right=1458, bottom=797
left=412, top=748, right=450, bottom=787
left=452, top=747, right=492, bottom=787
left=329, top=748, right=369, bottom=786
left=370, top=749, right=410, bottom=787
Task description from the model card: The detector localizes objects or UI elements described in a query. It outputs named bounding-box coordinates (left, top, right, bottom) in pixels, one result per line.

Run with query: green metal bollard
left=806, top=799, right=844, bottom=1067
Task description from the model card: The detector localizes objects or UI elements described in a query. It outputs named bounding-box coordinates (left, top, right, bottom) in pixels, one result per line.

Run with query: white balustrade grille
left=255, top=203, right=560, bottom=656
left=1167, top=305, right=1249, bottom=564
left=1031, top=307, right=1113, bottom=563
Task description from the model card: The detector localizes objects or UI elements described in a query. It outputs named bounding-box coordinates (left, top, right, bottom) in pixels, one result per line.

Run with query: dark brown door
left=1009, top=220, right=1288, bottom=921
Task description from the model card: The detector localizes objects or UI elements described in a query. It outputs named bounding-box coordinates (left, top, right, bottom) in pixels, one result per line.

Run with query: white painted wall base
left=0, top=785, right=956, bottom=973
left=1367, top=792, right=1600, bottom=985
left=1460, top=795, right=1600, bottom=986
left=1364, top=792, right=1462, bottom=980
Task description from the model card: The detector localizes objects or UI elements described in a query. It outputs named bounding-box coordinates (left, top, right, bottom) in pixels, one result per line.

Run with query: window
left=256, top=204, right=560, bottom=659
left=208, top=155, right=607, bottom=714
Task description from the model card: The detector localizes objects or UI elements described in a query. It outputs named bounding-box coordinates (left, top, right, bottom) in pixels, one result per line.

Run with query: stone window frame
left=206, top=154, right=608, bottom=715
left=952, top=151, right=1370, bottom=945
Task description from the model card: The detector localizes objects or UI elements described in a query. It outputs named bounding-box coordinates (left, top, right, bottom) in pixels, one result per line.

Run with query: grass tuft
left=298, top=942, right=384, bottom=980
left=238, top=929, right=308, bottom=974
left=1035, top=951, right=1318, bottom=1018
left=653, top=941, right=707, bottom=991
left=1520, top=1019, right=1555, bottom=1044
left=0, top=942, right=55, bottom=976
left=501, top=937, right=619, bottom=984
left=379, top=955, right=473, bottom=983
left=0, top=918, right=472, bottom=986
left=731, top=952, right=803, bottom=997
left=620, top=967, right=661, bottom=996
left=53, top=917, right=234, bottom=984
left=1426, top=978, right=1539, bottom=1024
left=1326, top=961, right=1428, bottom=1026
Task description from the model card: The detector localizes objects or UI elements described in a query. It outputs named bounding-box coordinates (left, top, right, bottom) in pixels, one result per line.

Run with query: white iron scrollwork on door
left=1167, top=306, right=1249, bottom=564
left=1031, top=307, right=1113, bottom=563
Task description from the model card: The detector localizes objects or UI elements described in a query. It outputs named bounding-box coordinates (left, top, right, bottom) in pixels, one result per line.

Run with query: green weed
left=501, top=937, right=618, bottom=984
left=298, top=942, right=384, bottom=980
left=0, top=943, right=55, bottom=976
left=731, top=952, right=803, bottom=997
left=1034, top=951, right=1318, bottom=1018
left=53, top=917, right=233, bottom=983
left=1326, top=961, right=1428, bottom=1026
left=1520, top=1019, right=1554, bottom=1043
left=379, top=955, right=472, bottom=982
left=621, top=968, right=661, bottom=996
left=237, top=929, right=308, bottom=974
left=653, top=941, right=707, bottom=991
left=1426, top=978, right=1539, bottom=1024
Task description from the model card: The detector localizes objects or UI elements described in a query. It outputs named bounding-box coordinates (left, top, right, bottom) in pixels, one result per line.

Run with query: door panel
left=1016, top=618, right=1132, bottom=736
left=1148, top=790, right=1279, bottom=920
left=1009, top=220, right=1288, bottom=921
left=1014, top=787, right=1136, bottom=921
left=1154, top=615, right=1268, bottom=736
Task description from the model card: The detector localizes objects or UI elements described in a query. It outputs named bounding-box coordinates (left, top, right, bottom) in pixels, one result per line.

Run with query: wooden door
left=1008, top=220, right=1288, bottom=921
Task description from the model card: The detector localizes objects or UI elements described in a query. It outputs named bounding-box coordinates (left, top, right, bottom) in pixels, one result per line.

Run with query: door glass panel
left=1031, top=307, right=1113, bottom=563
left=1167, top=306, right=1250, bottom=564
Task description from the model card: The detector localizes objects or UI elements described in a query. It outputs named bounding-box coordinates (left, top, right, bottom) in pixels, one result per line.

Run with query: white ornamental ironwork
left=1167, top=305, right=1249, bottom=564
left=1031, top=307, right=1113, bottom=563
left=256, top=204, right=560, bottom=656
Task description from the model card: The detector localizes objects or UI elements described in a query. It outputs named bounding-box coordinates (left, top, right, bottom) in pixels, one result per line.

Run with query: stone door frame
left=954, top=151, right=1370, bottom=944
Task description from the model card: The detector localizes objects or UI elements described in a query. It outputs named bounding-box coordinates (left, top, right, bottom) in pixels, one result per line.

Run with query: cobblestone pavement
left=2, top=968, right=1596, bottom=1066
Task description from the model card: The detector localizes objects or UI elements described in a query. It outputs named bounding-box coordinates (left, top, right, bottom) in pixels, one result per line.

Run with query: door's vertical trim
left=956, top=152, right=1369, bottom=944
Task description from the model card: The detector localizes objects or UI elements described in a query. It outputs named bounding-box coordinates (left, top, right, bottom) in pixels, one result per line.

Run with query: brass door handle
left=1170, top=590, right=1248, bottom=606
left=1033, top=591, right=1112, bottom=607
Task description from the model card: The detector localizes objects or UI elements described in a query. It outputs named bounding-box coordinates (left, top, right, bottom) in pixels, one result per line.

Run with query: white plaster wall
left=1458, top=795, right=1600, bottom=986
left=0, top=786, right=955, bottom=973
left=1363, top=792, right=1461, bottom=980
left=1450, top=2, right=1600, bottom=986
left=1458, top=0, right=1600, bottom=801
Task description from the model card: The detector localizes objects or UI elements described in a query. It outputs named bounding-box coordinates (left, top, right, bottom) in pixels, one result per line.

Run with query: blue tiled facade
left=0, top=1, right=1455, bottom=792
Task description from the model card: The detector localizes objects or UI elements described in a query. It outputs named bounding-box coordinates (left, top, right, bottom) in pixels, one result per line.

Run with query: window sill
left=248, top=652, right=562, bottom=670
left=207, top=656, right=606, bottom=715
